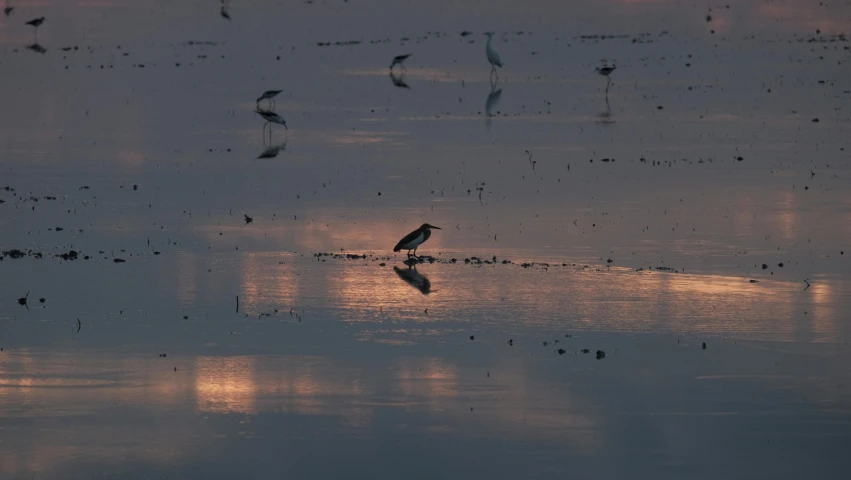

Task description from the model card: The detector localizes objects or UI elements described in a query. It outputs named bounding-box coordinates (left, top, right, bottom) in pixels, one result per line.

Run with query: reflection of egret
left=393, top=224, right=441, bottom=260
left=26, top=16, right=44, bottom=43
left=485, top=86, right=502, bottom=117
left=596, top=64, right=616, bottom=97
left=26, top=43, right=46, bottom=54
left=257, top=140, right=287, bottom=159
left=256, top=89, right=282, bottom=109
left=389, top=70, right=410, bottom=89
left=393, top=266, right=431, bottom=295
left=484, top=32, right=503, bottom=83
left=389, top=53, right=411, bottom=72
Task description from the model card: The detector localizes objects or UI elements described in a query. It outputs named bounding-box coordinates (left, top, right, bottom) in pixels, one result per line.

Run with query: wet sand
left=1, top=0, right=850, bottom=478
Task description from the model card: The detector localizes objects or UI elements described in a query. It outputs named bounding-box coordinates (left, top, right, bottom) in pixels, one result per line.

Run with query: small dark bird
left=4, top=6, right=13, bottom=17
left=255, top=109, right=288, bottom=134
left=26, top=16, right=44, bottom=42
left=508, top=339, right=513, bottom=346
left=596, top=350, right=606, bottom=359
left=17, top=291, right=29, bottom=310
left=244, top=214, right=253, bottom=224
left=389, top=53, right=411, bottom=71
left=557, top=348, right=566, bottom=355
left=596, top=64, right=617, bottom=95
left=702, top=342, right=707, bottom=350
left=256, top=89, right=283, bottom=109
left=220, top=0, right=230, bottom=20
left=469, top=335, right=475, bottom=341
left=393, top=223, right=440, bottom=259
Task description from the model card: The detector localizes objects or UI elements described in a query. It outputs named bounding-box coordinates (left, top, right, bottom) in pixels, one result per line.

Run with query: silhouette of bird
left=255, top=109, right=287, bottom=129
left=484, top=32, right=503, bottom=80
left=596, top=65, right=616, bottom=95
left=220, top=0, right=230, bottom=20
left=4, top=6, right=13, bottom=17
left=26, top=16, right=44, bottom=42
left=389, top=53, right=411, bottom=71
left=393, top=224, right=440, bottom=259
left=256, top=89, right=282, bottom=109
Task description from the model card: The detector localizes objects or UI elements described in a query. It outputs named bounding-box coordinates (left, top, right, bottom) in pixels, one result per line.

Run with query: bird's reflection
left=26, top=43, right=47, bottom=54
left=257, top=140, right=287, bottom=159
left=393, top=266, right=431, bottom=295
left=596, top=97, right=615, bottom=125
left=220, top=0, right=231, bottom=20
left=485, top=87, right=502, bottom=117
left=389, top=70, right=410, bottom=89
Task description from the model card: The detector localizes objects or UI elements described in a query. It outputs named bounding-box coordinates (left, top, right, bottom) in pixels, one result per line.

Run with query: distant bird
left=389, top=53, right=411, bottom=71
left=596, top=64, right=616, bottom=95
left=4, top=6, right=13, bottom=17
left=220, top=0, right=230, bottom=20
left=484, top=32, right=503, bottom=80
left=255, top=109, right=288, bottom=133
left=256, top=89, right=282, bottom=109
left=393, top=223, right=441, bottom=259
left=244, top=214, right=253, bottom=224
left=26, top=16, right=44, bottom=42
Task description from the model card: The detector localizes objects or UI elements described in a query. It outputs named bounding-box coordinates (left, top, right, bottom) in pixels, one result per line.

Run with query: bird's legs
left=605, top=76, right=611, bottom=95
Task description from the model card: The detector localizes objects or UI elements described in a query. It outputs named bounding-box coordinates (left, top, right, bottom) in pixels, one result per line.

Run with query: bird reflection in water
left=485, top=84, right=503, bottom=130
left=389, top=70, right=410, bottom=89
left=256, top=140, right=287, bottom=159
left=26, top=43, right=47, bottom=54
left=393, top=266, right=431, bottom=295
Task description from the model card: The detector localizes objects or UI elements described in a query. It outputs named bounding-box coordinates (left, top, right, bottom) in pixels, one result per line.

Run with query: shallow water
left=1, top=0, right=851, bottom=478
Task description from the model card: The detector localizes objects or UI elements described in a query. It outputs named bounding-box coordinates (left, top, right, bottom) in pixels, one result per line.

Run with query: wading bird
left=393, top=224, right=440, bottom=259
left=26, top=16, right=44, bottom=42
left=596, top=64, right=616, bottom=96
left=255, top=109, right=288, bottom=141
left=256, top=90, right=282, bottom=109
left=389, top=53, right=411, bottom=71
left=484, top=32, right=503, bottom=81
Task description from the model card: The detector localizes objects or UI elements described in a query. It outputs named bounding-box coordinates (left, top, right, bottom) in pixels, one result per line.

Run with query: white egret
left=484, top=32, right=503, bottom=81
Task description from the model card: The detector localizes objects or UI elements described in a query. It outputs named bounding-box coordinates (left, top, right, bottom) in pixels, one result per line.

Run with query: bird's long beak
left=431, top=226, right=441, bottom=229
left=283, top=123, right=288, bottom=131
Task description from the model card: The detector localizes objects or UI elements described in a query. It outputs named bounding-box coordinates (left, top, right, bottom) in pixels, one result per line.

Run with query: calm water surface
left=1, top=0, right=850, bottom=478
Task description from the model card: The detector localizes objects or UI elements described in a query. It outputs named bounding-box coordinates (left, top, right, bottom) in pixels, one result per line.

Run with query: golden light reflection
left=194, top=356, right=258, bottom=414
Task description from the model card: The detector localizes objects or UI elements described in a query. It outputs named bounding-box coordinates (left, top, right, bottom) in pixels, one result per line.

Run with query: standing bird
left=256, top=89, right=282, bottom=109
left=255, top=109, right=288, bottom=143
left=484, top=32, right=503, bottom=82
left=389, top=53, right=412, bottom=71
left=393, top=224, right=441, bottom=259
left=596, top=64, right=616, bottom=96
left=26, top=16, right=44, bottom=42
